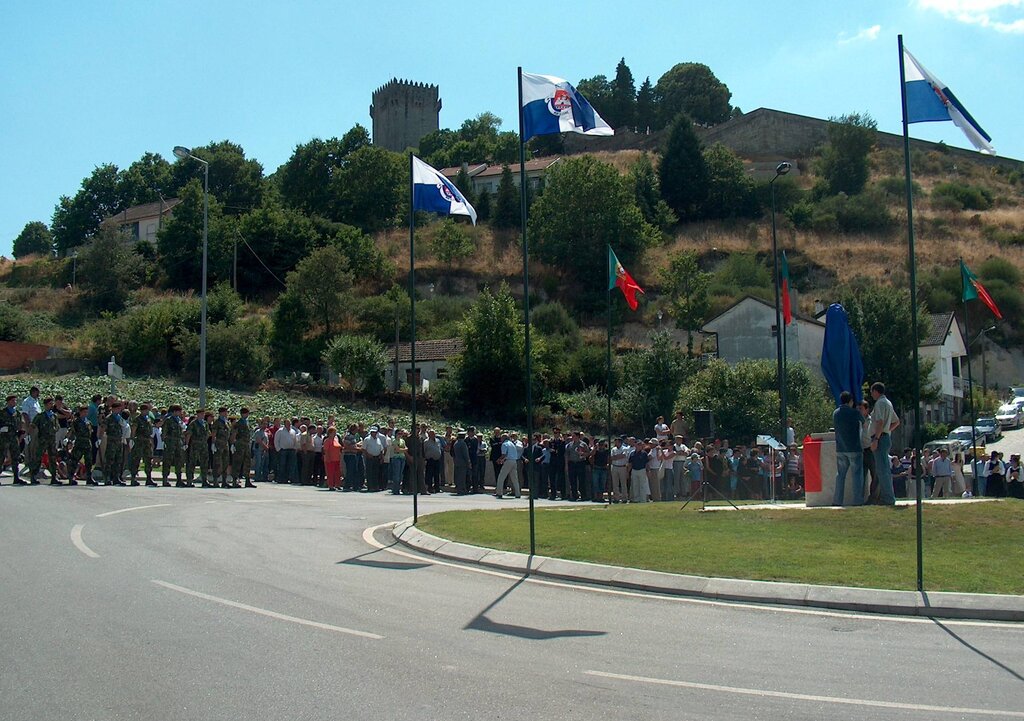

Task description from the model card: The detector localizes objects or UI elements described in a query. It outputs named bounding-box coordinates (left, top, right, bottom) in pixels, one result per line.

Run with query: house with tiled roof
left=440, top=157, right=562, bottom=197
left=919, top=312, right=967, bottom=423
left=103, top=198, right=181, bottom=244
left=384, top=338, right=465, bottom=391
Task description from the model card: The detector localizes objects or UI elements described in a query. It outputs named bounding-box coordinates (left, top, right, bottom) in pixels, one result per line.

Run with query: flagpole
left=770, top=175, right=787, bottom=468
left=899, top=33, right=925, bottom=592
left=961, top=258, right=980, bottom=496
left=408, top=152, right=419, bottom=524
left=518, top=66, right=536, bottom=557
left=607, top=247, right=613, bottom=458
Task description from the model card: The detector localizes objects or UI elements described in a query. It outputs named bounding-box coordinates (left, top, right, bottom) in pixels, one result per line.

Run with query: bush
left=876, top=176, right=922, bottom=201
left=86, top=298, right=200, bottom=374
left=922, top=422, right=951, bottom=444
left=322, top=334, right=387, bottom=398
left=931, top=182, right=993, bottom=211
left=810, top=190, right=895, bottom=234
left=0, top=303, right=30, bottom=342
left=175, top=317, right=272, bottom=386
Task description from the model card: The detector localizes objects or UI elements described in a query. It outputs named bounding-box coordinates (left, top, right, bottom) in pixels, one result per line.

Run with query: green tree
left=529, top=155, right=659, bottom=310
left=492, top=165, right=520, bottom=229
left=175, top=317, right=271, bottom=386
left=445, top=284, right=544, bottom=417
left=76, top=226, right=147, bottom=313
left=658, top=250, right=710, bottom=355
left=816, top=113, right=878, bottom=196
left=276, top=127, right=370, bottom=217
left=120, top=152, right=174, bottom=206
left=655, top=63, right=733, bottom=127
left=0, top=304, right=30, bottom=342
left=453, top=167, right=474, bottom=200
left=13, top=221, right=53, bottom=258
left=328, top=222, right=393, bottom=289
left=833, top=281, right=937, bottom=410
left=576, top=75, right=613, bottom=114
left=474, top=189, right=491, bottom=223
left=270, top=291, right=317, bottom=373
left=635, top=77, right=656, bottom=132
left=285, top=245, right=354, bottom=341
left=629, top=154, right=676, bottom=231
left=617, top=331, right=694, bottom=430
left=330, top=145, right=404, bottom=231
left=607, top=58, right=637, bottom=130
left=431, top=219, right=475, bottom=283
left=235, top=197, right=324, bottom=296
left=323, top=334, right=387, bottom=399
left=170, top=140, right=265, bottom=214
left=658, top=114, right=708, bottom=221
left=157, top=179, right=233, bottom=290
left=51, top=163, right=129, bottom=254
left=702, top=143, right=759, bottom=219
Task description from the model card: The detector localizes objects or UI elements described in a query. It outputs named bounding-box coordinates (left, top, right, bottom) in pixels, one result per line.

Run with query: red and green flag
left=780, top=250, right=792, bottom=325
left=961, top=260, right=1003, bottom=320
left=609, top=246, right=644, bottom=311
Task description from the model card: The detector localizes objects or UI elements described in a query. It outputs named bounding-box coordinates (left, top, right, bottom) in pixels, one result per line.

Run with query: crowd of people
left=4, top=384, right=1021, bottom=502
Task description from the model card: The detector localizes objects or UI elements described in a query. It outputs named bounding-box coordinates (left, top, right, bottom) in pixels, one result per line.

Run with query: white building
left=920, top=312, right=968, bottom=424
left=702, top=295, right=825, bottom=376
left=384, top=338, right=465, bottom=391
left=103, top=198, right=181, bottom=244
left=440, top=157, right=561, bottom=197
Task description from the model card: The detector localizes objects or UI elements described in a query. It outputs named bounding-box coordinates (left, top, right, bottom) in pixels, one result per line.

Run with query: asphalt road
left=1, top=476, right=1022, bottom=721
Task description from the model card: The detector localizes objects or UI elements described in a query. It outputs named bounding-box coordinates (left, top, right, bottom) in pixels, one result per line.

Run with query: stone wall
left=370, top=79, right=440, bottom=152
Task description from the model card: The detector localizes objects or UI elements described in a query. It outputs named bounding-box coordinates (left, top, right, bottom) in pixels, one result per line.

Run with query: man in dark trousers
left=832, top=391, right=864, bottom=505
left=452, top=430, right=470, bottom=495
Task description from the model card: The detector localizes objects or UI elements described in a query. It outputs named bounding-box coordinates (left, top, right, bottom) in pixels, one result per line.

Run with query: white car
left=996, top=403, right=1023, bottom=429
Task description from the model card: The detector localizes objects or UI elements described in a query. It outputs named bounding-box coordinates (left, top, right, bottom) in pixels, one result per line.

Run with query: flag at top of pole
left=608, top=246, right=644, bottom=311
left=961, top=260, right=1003, bottom=320
left=520, top=72, right=614, bottom=142
left=902, top=46, right=995, bottom=155
left=411, top=155, right=477, bottom=225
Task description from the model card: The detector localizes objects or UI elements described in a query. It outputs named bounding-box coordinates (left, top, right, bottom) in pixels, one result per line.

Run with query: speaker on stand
left=694, top=409, right=715, bottom=440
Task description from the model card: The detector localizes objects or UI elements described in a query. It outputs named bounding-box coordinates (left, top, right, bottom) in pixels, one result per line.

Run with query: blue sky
left=2, top=0, right=1022, bottom=257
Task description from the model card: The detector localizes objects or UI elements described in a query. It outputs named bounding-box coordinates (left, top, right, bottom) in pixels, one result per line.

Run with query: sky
left=2, top=0, right=1022, bottom=258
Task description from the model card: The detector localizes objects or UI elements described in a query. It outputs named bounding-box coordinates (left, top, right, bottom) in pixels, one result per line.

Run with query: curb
left=391, top=519, right=1024, bottom=622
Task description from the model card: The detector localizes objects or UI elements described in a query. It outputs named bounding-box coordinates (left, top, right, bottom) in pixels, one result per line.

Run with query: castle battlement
left=369, top=78, right=441, bottom=152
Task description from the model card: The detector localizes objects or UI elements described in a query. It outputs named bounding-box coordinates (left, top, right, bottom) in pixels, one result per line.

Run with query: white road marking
left=95, top=503, right=172, bottom=518
left=584, top=670, right=1024, bottom=718
left=70, top=524, right=99, bottom=558
left=150, top=580, right=383, bottom=639
left=364, top=522, right=1024, bottom=631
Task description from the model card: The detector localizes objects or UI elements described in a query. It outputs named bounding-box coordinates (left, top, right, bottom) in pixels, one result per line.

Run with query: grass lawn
left=417, top=501, right=1024, bottom=594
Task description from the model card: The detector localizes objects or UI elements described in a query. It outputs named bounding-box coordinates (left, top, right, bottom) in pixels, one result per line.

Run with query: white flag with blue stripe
left=903, top=47, right=994, bottom=155
left=411, top=155, right=477, bottom=225
left=520, top=71, right=614, bottom=143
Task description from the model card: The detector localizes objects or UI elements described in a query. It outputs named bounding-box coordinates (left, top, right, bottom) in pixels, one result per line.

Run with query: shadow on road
left=465, top=577, right=607, bottom=640
left=931, top=619, right=1024, bottom=683
left=337, top=542, right=432, bottom=570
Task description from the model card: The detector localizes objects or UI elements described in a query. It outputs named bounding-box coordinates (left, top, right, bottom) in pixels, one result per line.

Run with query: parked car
left=996, top=403, right=1023, bottom=429
left=947, top=426, right=986, bottom=456
left=975, top=417, right=1001, bottom=442
left=1010, top=386, right=1024, bottom=400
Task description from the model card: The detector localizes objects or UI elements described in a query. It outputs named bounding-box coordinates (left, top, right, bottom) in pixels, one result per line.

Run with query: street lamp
left=970, top=325, right=997, bottom=393
left=173, top=145, right=210, bottom=409
left=70, top=249, right=78, bottom=287
left=770, top=161, right=791, bottom=451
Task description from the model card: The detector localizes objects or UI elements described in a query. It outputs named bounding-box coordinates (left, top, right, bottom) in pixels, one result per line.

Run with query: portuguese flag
left=609, top=246, right=644, bottom=311
left=961, top=260, right=1003, bottom=320
left=780, top=250, right=793, bottom=325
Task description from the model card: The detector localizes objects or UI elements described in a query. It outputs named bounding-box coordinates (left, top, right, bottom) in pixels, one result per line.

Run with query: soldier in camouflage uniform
left=212, top=407, right=232, bottom=488
left=130, top=403, right=156, bottom=487
left=104, top=401, right=127, bottom=486
left=1, top=395, right=24, bottom=485
left=67, top=406, right=96, bottom=485
left=185, top=410, right=212, bottom=488
left=161, top=405, right=186, bottom=487
left=29, top=398, right=61, bottom=485
left=230, top=407, right=255, bottom=488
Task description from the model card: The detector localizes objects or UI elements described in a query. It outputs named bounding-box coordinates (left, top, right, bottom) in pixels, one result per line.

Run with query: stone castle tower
left=369, top=78, right=441, bottom=152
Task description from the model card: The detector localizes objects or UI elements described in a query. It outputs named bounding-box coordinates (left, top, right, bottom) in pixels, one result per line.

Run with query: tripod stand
left=680, top=477, right=739, bottom=511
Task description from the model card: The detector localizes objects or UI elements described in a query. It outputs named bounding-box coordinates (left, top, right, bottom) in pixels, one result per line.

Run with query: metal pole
left=961, top=269, right=980, bottom=496
left=233, top=234, right=238, bottom=292
left=518, top=67, right=536, bottom=557
left=607, top=255, right=613, bottom=453
left=770, top=177, right=787, bottom=452
left=200, top=159, right=209, bottom=410
left=409, top=152, right=419, bottom=524
left=981, top=330, right=988, bottom=393
left=899, top=34, right=925, bottom=593
left=394, top=304, right=400, bottom=393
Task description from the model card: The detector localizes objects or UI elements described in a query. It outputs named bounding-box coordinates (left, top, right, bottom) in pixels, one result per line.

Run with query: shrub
left=922, top=422, right=951, bottom=444
left=981, top=224, right=1024, bottom=247
left=931, top=182, right=993, bottom=211
left=0, top=303, right=30, bottom=342
left=809, top=190, right=895, bottom=234
left=175, top=317, right=272, bottom=386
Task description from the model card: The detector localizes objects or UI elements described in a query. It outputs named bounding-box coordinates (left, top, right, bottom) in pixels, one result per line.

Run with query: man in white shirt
left=869, top=382, right=900, bottom=505
left=363, top=426, right=388, bottom=492
left=495, top=432, right=521, bottom=499
left=21, top=386, right=42, bottom=425
left=274, top=420, right=298, bottom=484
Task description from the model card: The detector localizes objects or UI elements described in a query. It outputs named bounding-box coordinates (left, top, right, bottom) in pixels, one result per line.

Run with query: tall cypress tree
left=636, top=77, right=656, bottom=133
left=492, top=165, right=520, bottom=229
left=658, top=113, right=708, bottom=221
left=609, top=58, right=637, bottom=130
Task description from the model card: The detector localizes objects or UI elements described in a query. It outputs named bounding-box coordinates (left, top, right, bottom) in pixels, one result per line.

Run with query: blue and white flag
left=903, top=47, right=994, bottom=155
left=411, top=155, right=477, bottom=225
left=520, top=71, right=614, bottom=143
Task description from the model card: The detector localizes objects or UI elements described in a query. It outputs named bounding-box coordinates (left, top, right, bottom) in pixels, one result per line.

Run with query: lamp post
left=70, top=250, right=78, bottom=287
left=173, top=145, right=209, bottom=409
left=770, top=161, right=791, bottom=450
left=971, top=325, right=997, bottom=394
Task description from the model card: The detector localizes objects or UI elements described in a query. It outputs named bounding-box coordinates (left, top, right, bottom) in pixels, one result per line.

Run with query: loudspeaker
left=694, top=409, right=715, bottom=439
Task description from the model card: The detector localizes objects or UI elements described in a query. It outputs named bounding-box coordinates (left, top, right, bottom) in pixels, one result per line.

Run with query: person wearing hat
left=103, top=401, right=126, bottom=486
left=129, top=403, right=156, bottom=486
left=452, top=429, right=470, bottom=495
left=231, top=408, right=255, bottom=488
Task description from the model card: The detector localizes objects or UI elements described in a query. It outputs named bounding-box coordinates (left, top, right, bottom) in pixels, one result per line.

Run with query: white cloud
left=917, top=0, right=1024, bottom=33
left=838, top=24, right=882, bottom=44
